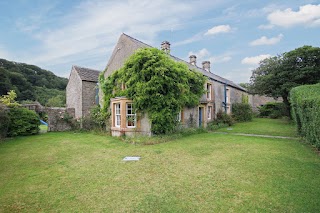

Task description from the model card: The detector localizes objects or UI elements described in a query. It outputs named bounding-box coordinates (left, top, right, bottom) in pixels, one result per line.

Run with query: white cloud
left=174, top=33, right=203, bottom=46
left=0, top=46, right=10, bottom=59
left=250, top=34, right=283, bottom=46
left=241, top=54, right=271, bottom=65
left=267, top=4, right=320, bottom=27
left=188, top=48, right=232, bottom=64
left=15, top=0, right=222, bottom=73
left=209, top=55, right=232, bottom=63
left=258, top=24, right=274, bottom=29
left=204, top=25, right=232, bottom=36
left=188, top=48, right=210, bottom=60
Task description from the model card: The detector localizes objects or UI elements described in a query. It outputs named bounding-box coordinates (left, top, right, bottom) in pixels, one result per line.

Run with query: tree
left=0, top=90, right=20, bottom=107
left=250, top=45, right=320, bottom=115
left=46, top=94, right=65, bottom=107
left=100, top=47, right=206, bottom=134
left=0, top=58, right=67, bottom=103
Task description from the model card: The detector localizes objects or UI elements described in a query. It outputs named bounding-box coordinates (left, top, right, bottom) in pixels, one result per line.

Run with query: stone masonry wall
left=46, top=107, right=76, bottom=132
left=249, top=95, right=283, bottom=112
left=82, top=81, right=98, bottom=118
left=66, top=68, right=82, bottom=118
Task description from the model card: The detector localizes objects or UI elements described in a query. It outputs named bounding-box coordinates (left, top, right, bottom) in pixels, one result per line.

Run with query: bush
left=216, top=110, right=234, bottom=126
left=207, top=110, right=234, bottom=131
left=0, top=106, right=10, bottom=139
left=7, top=107, right=40, bottom=137
left=81, top=105, right=107, bottom=131
left=232, top=103, right=253, bottom=122
left=258, top=102, right=287, bottom=118
left=290, top=83, right=320, bottom=149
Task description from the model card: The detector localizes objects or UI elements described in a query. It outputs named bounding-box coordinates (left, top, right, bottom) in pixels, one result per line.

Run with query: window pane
left=126, top=103, right=136, bottom=127
left=115, top=103, right=121, bottom=127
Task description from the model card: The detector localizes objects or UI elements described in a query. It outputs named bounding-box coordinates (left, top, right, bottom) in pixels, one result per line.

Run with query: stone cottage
left=102, top=33, right=250, bottom=136
left=66, top=65, right=100, bottom=118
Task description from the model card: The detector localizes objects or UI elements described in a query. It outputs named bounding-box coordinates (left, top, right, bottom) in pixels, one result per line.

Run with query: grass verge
left=217, top=118, right=297, bottom=137
left=0, top=124, right=319, bottom=212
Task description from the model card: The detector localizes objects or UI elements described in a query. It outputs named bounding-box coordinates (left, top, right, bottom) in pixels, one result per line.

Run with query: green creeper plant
left=100, top=47, right=206, bottom=134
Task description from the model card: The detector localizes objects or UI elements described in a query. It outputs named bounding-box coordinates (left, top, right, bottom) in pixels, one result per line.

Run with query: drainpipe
left=224, top=82, right=227, bottom=113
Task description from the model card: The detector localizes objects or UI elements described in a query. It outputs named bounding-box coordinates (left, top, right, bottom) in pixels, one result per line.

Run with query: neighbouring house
left=102, top=33, right=251, bottom=136
left=66, top=65, right=101, bottom=119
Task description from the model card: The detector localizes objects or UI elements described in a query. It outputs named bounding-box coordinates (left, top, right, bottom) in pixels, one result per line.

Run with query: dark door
left=199, top=107, right=202, bottom=127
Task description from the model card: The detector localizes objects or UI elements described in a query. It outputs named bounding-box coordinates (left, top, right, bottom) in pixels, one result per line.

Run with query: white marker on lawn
left=123, top=156, right=141, bottom=161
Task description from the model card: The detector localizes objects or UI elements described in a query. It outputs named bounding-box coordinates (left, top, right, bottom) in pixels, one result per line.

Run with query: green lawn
left=39, top=124, right=48, bottom=133
left=1, top=119, right=319, bottom=212
left=218, top=118, right=297, bottom=137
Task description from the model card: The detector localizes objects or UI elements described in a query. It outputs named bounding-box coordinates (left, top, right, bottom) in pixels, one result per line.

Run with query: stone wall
left=82, top=81, right=98, bottom=118
left=249, top=95, right=283, bottom=112
left=66, top=68, right=82, bottom=118
left=46, top=107, right=76, bottom=132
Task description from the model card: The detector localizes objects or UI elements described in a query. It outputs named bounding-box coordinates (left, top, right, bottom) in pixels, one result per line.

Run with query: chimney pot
left=202, top=61, right=211, bottom=72
left=189, top=55, right=197, bottom=66
left=161, top=41, right=170, bottom=54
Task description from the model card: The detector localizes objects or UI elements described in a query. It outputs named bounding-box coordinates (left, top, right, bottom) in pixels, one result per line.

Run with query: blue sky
left=0, top=0, right=319, bottom=83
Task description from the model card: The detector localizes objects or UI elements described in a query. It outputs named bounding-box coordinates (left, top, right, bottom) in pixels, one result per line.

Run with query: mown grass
left=218, top=118, right=297, bottom=137
left=0, top=119, right=319, bottom=212
left=39, top=124, right=48, bottom=133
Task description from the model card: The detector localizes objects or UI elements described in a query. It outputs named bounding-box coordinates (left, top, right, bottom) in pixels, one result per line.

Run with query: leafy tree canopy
left=0, top=58, right=67, bottom=106
left=100, top=47, right=206, bottom=134
left=0, top=90, right=20, bottom=107
left=250, top=45, right=320, bottom=114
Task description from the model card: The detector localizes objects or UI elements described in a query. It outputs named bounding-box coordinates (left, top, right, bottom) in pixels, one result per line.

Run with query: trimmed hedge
left=232, top=103, right=253, bottom=122
left=0, top=107, right=10, bottom=139
left=290, top=83, right=320, bottom=149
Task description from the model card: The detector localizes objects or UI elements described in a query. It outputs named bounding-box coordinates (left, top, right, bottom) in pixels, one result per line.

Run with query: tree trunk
left=282, top=95, right=291, bottom=118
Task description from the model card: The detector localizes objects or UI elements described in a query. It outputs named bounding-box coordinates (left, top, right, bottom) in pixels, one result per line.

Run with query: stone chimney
left=202, top=61, right=211, bottom=72
left=189, top=55, right=197, bottom=66
left=161, top=41, right=170, bottom=54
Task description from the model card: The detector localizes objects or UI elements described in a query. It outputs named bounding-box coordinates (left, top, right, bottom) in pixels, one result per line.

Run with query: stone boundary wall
left=249, top=95, right=283, bottom=112
left=46, top=107, right=76, bottom=132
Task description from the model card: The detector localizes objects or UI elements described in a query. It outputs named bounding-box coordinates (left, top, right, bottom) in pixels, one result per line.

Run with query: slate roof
left=73, top=65, right=101, bottom=82
left=121, top=33, right=246, bottom=92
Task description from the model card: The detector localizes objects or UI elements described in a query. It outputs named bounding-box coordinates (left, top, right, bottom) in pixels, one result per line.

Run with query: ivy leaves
left=100, top=47, right=206, bottom=134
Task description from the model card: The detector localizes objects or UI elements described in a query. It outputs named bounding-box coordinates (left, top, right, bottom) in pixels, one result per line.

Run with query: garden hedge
left=290, top=83, right=320, bottom=149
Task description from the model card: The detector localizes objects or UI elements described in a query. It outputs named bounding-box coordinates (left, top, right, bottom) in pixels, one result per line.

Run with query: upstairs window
left=207, top=83, right=212, bottom=100
left=126, top=103, right=136, bottom=128
left=176, top=111, right=182, bottom=122
left=115, top=103, right=121, bottom=127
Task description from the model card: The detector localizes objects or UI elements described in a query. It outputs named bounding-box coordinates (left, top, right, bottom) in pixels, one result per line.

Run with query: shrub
left=232, top=103, right=253, bottom=122
left=0, top=106, right=10, bottom=139
left=207, top=110, right=234, bottom=131
left=7, top=107, right=40, bottom=137
left=81, top=106, right=107, bottom=131
left=258, top=102, right=287, bottom=118
left=216, top=110, right=234, bottom=126
left=290, top=83, right=320, bottom=149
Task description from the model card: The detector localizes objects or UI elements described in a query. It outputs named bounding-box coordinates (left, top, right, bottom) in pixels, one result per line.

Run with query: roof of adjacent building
left=73, top=65, right=101, bottom=82
left=116, top=33, right=246, bottom=92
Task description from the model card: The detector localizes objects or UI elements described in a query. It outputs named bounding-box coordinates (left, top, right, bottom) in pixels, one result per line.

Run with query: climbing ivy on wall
left=100, top=47, right=206, bottom=134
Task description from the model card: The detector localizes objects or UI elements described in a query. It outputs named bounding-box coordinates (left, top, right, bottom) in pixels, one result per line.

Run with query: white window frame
left=115, top=103, right=121, bottom=127
left=207, top=83, right=212, bottom=100
left=126, top=103, right=136, bottom=128
left=208, top=106, right=212, bottom=120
